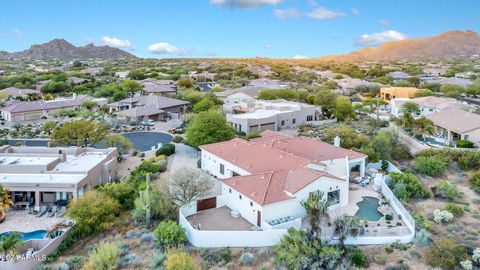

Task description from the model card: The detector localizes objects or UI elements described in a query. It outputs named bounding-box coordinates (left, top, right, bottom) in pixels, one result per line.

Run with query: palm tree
left=0, top=232, right=23, bottom=260
left=414, top=117, right=435, bottom=142
left=0, top=185, right=13, bottom=223
left=301, top=191, right=330, bottom=240
left=399, top=102, right=420, bottom=129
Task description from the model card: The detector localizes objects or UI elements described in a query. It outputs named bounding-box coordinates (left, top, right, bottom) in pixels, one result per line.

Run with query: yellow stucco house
left=380, top=87, right=419, bottom=102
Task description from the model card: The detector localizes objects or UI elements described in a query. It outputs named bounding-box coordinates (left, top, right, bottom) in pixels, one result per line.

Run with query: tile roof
left=2, top=95, right=91, bottom=113
left=0, top=87, right=41, bottom=97
left=427, top=109, right=480, bottom=133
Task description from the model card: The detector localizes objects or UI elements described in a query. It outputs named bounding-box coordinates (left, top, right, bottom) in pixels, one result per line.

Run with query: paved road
left=170, top=143, right=200, bottom=172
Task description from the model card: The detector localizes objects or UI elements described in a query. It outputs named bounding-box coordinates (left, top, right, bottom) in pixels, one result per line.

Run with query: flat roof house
left=0, top=145, right=118, bottom=210
left=225, top=99, right=321, bottom=135
left=198, top=131, right=366, bottom=229
left=426, top=109, right=480, bottom=147
left=108, top=94, right=190, bottom=121
left=380, top=87, right=419, bottom=102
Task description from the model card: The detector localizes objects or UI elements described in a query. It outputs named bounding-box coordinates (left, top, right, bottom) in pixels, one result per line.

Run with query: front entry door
left=257, top=210, right=262, bottom=227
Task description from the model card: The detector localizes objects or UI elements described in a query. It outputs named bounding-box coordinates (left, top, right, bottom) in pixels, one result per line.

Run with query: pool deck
left=0, top=210, right=67, bottom=234
left=328, top=186, right=380, bottom=220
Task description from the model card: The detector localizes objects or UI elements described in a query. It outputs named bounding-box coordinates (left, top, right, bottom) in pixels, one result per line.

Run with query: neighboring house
left=222, top=92, right=256, bottom=106
left=68, top=77, right=88, bottom=85
left=388, top=71, right=409, bottom=82
left=0, top=145, right=118, bottom=210
left=199, top=131, right=366, bottom=228
left=108, top=94, right=190, bottom=121
left=246, top=66, right=272, bottom=78
left=139, top=79, right=177, bottom=95
left=426, top=109, right=480, bottom=147
left=216, top=79, right=288, bottom=101
left=380, top=87, right=419, bottom=102
left=428, top=77, right=473, bottom=88
left=0, top=94, right=107, bottom=122
left=423, top=68, right=447, bottom=76
left=188, top=71, right=218, bottom=81
left=115, top=71, right=129, bottom=79
left=80, top=67, right=104, bottom=75
left=390, top=96, right=473, bottom=118
left=335, top=78, right=381, bottom=96
left=0, top=87, right=42, bottom=99
left=225, top=99, right=321, bottom=135
left=455, top=71, right=476, bottom=79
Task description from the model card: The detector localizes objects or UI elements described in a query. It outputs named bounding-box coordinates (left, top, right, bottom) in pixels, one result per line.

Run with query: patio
left=0, top=210, right=67, bottom=234
left=186, top=206, right=254, bottom=231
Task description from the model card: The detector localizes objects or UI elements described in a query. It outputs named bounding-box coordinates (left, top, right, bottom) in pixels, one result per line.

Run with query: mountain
left=0, top=39, right=136, bottom=60
left=321, top=30, right=480, bottom=62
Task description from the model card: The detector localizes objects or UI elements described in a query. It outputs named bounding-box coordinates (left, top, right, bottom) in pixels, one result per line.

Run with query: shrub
left=389, top=173, right=430, bottom=202
left=414, top=156, right=446, bottom=177
left=384, top=246, right=393, bottom=253
left=64, top=256, right=86, bottom=270
left=148, top=250, right=167, bottom=269
left=385, top=214, right=393, bottom=221
left=85, top=242, right=118, bottom=270
left=457, top=140, right=475, bottom=148
left=434, top=181, right=460, bottom=201
left=444, top=203, right=464, bottom=217
left=165, top=249, right=200, bottom=270
left=172, top=136, right=184, bottom=143
left=156, top=143, right=175, bottom=156
left=350, top=248, right=368, bottom=268
left=220, top=248, right=232, bottom=264
left=425, top=238, right=468, bottom=269
left=66, top=191, right=120, bottom=236
left=433, top=209, right=454, bottom=224
left=97, top=182, right=136, bottom=210
left=470, top=171, right=480, bottom=192
left=390, top=241, right=409, bottom=251
left=458, top=151, right=480, bottom=171
left=154, top=221, right=187, bottom=248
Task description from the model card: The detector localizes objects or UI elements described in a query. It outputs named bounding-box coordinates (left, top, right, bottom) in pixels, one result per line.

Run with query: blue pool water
left=354, top=197, right=383, bottom=221
left=121, top=132, right=173, bottom=152
left=0, top=230, right=47, bottom=241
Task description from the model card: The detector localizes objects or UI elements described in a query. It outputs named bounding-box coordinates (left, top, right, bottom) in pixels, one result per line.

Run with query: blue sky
left=0, top=0, right=479, bottom=58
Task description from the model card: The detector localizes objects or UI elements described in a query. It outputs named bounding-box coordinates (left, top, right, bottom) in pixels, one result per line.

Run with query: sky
left=0, top=0, right=479, bottom=59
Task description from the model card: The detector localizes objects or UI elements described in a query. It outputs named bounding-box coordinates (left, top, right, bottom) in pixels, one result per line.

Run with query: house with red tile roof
left=199, top=130, right=367, bottom=228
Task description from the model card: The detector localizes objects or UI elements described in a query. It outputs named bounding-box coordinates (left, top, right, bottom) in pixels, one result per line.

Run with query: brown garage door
left=260, top=122, right=275, bottom=132
left=197, top=197, right=217, bottom=211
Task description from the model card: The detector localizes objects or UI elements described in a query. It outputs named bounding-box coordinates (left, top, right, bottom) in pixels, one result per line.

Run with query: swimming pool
left=0, top=230, right=47, bottom=241
left=121, top=132, right=173, bottom=152
left=354, top=197, right=383, bottom=221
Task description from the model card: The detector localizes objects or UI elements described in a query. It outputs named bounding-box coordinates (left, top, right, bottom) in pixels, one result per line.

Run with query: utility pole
left=140, top=173, right=151, bottom=229
left=376, top=97, right=380, bottom=128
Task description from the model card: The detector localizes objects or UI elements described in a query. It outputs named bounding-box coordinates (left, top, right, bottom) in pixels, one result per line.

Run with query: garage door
left=259, top=122, right=275, bottom=132
left=197, top=197, right=217, bottom=211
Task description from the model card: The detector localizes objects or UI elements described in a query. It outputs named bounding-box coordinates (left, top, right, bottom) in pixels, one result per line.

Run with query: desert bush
left=458, top=151, right=480, bottom=171
left=172, top=136, right=184, bottom=143
left=434, top=181, right=461, bottom=201
left=64, top=256, right=86, bottom=270
left=414, top=156, right=446, bottom=177
left=154, top=221, right=187, bottom=248
left=444, top=203, right=464, bottom=217
left=433, top=209, right=454, bottom=224
left=156, top=143, right=175, bottom=156
left=389, top=172, right=430, bottom=202
left=85, top=242, right=119, bottom=270
left=425, top=238, right=468, bottom=269
left=457, top=140, right=475, bottom=148
left=165, top=249, right=200, bottom=270
left=97, top=181, right=136, bottom=209
left=470, top=171, right=480, bottom=193
left=148, top=250, right=167, bottom=270
left=349, top=248, right=369, bottom=268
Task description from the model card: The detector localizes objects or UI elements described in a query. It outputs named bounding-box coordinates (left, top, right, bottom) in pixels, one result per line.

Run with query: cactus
left=139, top=173, right=151, bottom=229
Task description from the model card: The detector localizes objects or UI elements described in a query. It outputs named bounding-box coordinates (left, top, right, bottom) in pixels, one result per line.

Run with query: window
left=307, top=115, right=313, bottom=121
left=327, top=190, right=340, bottom=205
left=250, top=202, right=253, bottom=207
left=220, top=164, right=225, bottom=175
left=229, top=188, right=232, bottom=193
left=292, top=118, right=296, bottom=124
left=239, top=194, right=243, bottom=200
left=281, top=120, right=285, bottom=126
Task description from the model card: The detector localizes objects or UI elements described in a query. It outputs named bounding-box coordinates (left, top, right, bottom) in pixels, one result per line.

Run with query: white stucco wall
left=220, top=183, right=263, bottom=226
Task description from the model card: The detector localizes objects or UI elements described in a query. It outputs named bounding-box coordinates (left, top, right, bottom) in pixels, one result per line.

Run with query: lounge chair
left=56, top=206, right=66, bottom=218
left=47, top=205, right=58, bottom=217
left=36, top=206, right=48, bottom=217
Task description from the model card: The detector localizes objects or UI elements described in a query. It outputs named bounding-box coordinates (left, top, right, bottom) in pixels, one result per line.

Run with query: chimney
left=72, top=93, right=77, bottom=100
left=334, top=136, right=341, bottom=147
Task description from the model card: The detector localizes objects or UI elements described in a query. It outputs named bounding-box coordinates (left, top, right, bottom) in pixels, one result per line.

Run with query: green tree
left=333, top=96, right=355, bottom=121
left=41, top=121, right=57, bottom=136
left=186, top=110, right=235, bottom=148
left=121, top=80, right=143, bottom=97
left=333, top=215, right=360, bottom=249
left=127, top=69, right=147, bottom=80
left=192, top=98, right=215, bottom=113
left=177, top=77, right=194, bottom=88
left=314, top=89, right=338, bottom=118
left=399, top=102, right=420, bottom=128
left=51, top=120, right=109, bottom=147
left=407, top=76, right=420, bottom=87
left=275, top=228, right=315, bottom=270
left=81, top=100, right=98, bottom=110
left=0, top=184, right=13, bottom=222
left=301, top=191, right=330, bottom=239
left=0, top=232, right=23, bottom=257
left=414, top=116, right=435, bottom=140
left=97, top=182, right=136, bottom=209
left=104, top=134, right=133, bottom=154
left=154, top=221, right=187, bottom=248
left=414, top=89, right=435, bottom=97
left=66, top=191, right=120, bottom=236
left=440, top=84, right=464, bottom=98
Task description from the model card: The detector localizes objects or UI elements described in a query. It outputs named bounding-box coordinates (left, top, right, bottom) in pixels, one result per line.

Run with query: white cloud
left=351, top=8, right=360, bottom=16
left=307, top=7, right=346, bottom=20
left=101, top=36, right=133, bottom=49
left=11, top=28, right=22, bottom=36
left=378, top=19, right=390, bottom=26
left=273, top=8, right=301, bottom=19
left=147, top=42, right=190, bottom=56
left=264, top=43, right=272, bottom=49
left=210, top=0, right=282, bottom=8
left=293, top=55, right=308, bottom=59
left=354, top=30, right=408, bottom=47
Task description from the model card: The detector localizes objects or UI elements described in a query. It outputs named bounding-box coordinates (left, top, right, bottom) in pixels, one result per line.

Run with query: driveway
left=170, top=143, right=199, bottom=172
